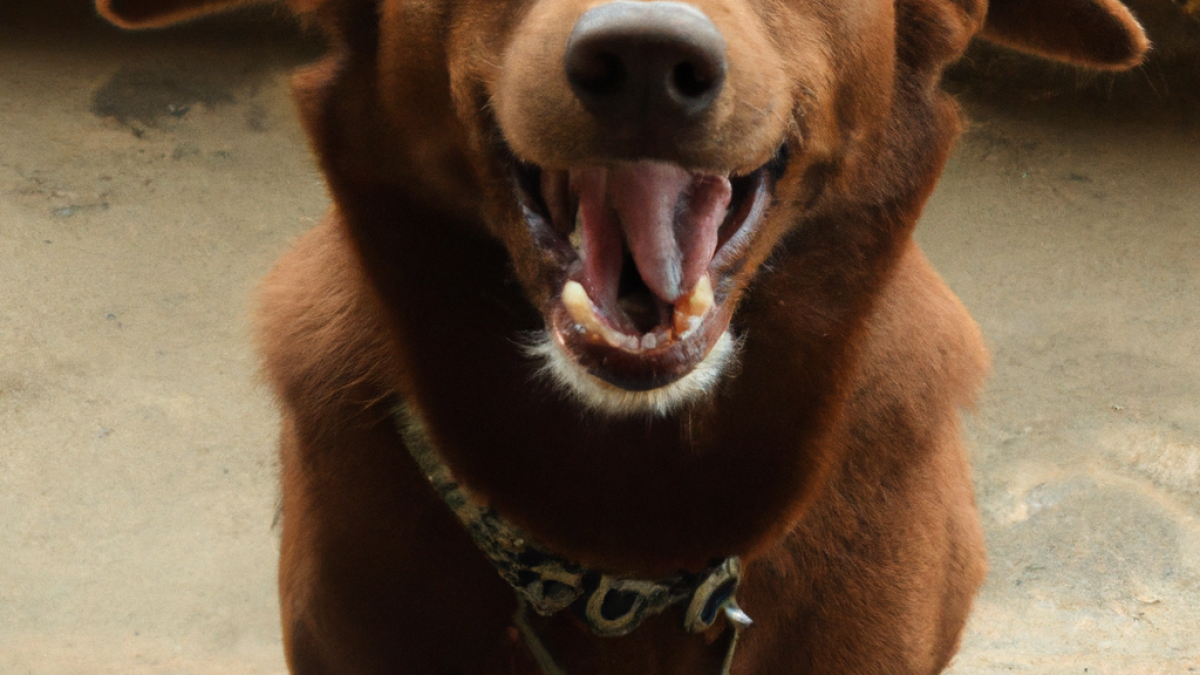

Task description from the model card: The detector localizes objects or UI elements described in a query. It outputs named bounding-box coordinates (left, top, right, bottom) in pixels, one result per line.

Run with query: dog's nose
left=565, top=1, right=727, bottom=130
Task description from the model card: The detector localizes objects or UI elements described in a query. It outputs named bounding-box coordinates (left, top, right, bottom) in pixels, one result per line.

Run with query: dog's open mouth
left=514, top=151, right=784, bottom=392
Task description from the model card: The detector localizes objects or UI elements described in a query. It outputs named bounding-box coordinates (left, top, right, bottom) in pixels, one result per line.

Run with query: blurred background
left=0, top=2, right=1197, bottom=673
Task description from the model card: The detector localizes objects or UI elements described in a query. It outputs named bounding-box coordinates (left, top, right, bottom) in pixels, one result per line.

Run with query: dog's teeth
left=641, top=328, right=672, bottom=350
left=675, top=314, right=703, bottom=338
left=563, top=280, right=636, bottom=350
left=673, top=274, right=714, bottom=337
left=563, top=280, right=601, bottom=332
left=568, top=206, right=584, bottom=251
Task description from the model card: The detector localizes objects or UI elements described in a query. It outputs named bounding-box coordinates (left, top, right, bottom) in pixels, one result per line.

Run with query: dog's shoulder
left=738, top=243, right=989, bottom=672
left=255, top=213, right=401, bottom=420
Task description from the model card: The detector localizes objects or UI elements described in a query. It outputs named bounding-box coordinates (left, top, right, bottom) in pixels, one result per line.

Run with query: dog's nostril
left=671, top=62, right=713, bottom=99
left=570, top=51, right=628, bottom=97
left=565, top=1, right=727, bottom=127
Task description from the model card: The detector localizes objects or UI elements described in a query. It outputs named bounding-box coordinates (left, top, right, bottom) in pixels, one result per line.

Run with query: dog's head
left=100, top=0, right=1147, bottom=417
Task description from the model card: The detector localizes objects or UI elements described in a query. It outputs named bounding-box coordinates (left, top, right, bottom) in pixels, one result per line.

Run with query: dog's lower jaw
left=527, top=329, right=737, bottom=417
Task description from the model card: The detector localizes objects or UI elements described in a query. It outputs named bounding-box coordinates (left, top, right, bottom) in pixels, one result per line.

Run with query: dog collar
left=392, top=401, right=752, bottom=645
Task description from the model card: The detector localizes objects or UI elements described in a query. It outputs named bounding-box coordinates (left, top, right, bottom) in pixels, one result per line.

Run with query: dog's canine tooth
left=673, top=274, right=714, bottom=336
left=562, top=280, right=636, bottom=349
left=562, top=279, right=603, bottom=333
left=569, top=206, right=584, bottom=251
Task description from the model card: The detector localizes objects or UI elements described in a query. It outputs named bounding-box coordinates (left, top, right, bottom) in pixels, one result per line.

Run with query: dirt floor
left=1, top=3, right=1197, bottom=674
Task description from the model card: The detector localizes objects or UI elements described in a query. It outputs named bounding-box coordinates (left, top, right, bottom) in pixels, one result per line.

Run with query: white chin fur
left=525, top=331, right=737, bottom=417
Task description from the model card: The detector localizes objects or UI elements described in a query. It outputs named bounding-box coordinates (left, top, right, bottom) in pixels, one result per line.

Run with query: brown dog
left=99, top=0, right=1146, bottom=672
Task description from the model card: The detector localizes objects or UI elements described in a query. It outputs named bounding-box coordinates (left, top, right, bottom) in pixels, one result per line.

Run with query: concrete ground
left=1, top=3, right=1197, bottom=674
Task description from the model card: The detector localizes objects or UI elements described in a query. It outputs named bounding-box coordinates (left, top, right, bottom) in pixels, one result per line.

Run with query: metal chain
left=514, top=596, right=751, bottom=675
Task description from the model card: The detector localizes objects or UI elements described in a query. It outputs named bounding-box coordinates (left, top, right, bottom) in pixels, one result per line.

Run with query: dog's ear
left=978, top=0, right=1149, bottom=70
left=97, top=0, right=260, bottom=28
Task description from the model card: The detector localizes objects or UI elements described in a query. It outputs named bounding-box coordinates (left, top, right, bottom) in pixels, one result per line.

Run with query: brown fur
left=98, top=0, right=1147, bottom=672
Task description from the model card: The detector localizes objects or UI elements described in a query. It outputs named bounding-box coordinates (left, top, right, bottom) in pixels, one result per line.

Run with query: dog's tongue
left=574, top=163, right=731, bottom=304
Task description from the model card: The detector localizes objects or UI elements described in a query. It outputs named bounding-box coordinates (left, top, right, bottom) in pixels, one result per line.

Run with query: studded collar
left=392, top=401, right=752, bottom=669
